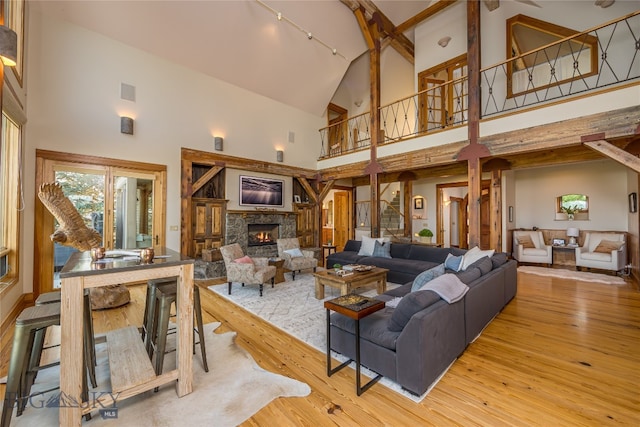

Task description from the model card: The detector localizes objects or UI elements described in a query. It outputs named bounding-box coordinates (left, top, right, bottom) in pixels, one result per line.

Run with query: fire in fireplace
left=247, top=223, right=279, bottom=246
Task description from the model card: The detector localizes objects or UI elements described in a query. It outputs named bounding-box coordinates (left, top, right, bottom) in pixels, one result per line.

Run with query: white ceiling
left=30, top=1, right=433, bottom=117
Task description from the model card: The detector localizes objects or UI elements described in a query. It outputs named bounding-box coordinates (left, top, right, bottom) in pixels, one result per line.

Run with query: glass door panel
left=53, top=168, right=106, bottom=288
left=112, top=173, right=154, bottom=249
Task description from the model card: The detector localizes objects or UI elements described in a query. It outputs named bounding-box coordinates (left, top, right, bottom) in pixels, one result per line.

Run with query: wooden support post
left=458, top=0, right=488, bottom=248
left=490, top=169, right=502, bottom=251
left=361, top=11, right=384, bottom=238
left=403, top=181, right=412, bottom=238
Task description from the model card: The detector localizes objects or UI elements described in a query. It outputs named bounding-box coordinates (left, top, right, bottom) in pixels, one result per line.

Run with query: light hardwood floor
left=1, top=271, right=639, bottom=426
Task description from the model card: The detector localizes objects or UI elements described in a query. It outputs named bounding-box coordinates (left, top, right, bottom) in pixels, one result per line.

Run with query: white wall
left=514, top=160, right=628, bottom=231
left=21, top=12, right=325, bottom=294
left=330, top=41, right=414, bottom=116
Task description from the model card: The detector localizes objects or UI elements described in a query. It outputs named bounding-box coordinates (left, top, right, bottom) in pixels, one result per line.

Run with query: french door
left=35, top=150, right=166, bottom=295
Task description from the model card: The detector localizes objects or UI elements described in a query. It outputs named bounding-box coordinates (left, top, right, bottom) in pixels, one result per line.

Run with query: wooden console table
left=59, top=248, right=194, bottom=426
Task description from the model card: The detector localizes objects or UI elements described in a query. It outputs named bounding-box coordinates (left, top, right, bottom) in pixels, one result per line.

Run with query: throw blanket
left=418, top=273, right=469, bottom=303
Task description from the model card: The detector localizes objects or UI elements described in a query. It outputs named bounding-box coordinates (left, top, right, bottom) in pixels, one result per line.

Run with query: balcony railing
left=319, top=11, right=639, bottom=159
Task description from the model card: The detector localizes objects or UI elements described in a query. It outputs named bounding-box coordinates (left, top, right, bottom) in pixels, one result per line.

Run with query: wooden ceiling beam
left=395, top=0, right=459, bottom=34
left=583, top=139, right=640, bottom=173
left=342, top=0, right=414, bottom=63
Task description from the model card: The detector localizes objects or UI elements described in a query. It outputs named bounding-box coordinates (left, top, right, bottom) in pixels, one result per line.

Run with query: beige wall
left=18, top=11, right=324, bottom=303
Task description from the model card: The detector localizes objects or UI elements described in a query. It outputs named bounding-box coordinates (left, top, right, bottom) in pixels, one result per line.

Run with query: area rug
left=208, top=272, right=440, bottom=402
left=518, top=266, right=626, bottom=285
left=9, top=322, right=310, bottom=426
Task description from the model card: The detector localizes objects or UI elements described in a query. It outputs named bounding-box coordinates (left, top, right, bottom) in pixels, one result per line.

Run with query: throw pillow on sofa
left=371, top=240, right=392, bottom=258
left=387, top=291, right=441, bottom=332
left=460, top=246, right=495, bottom=271
left=358, top=236, right=389, bottom=256
left=411, top=263, right=445, bottom=292
left=444, top=253, right=463, bottom=271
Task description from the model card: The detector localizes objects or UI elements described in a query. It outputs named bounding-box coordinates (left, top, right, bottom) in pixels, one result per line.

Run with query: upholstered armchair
left=276, top=238, right=317, bottom=280
left=512, top=230, right=552, bottom=266
left=219, top=243, right=276, bottom=297
left=575, top=232, right=626, bottom=273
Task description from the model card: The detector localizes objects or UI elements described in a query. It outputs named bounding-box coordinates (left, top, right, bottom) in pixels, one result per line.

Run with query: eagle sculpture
left=38, top=182, right=102, bottom=251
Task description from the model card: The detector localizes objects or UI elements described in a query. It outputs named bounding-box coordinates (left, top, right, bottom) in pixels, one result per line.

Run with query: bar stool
left=1, top=303, right=91, bottom=427
left=145, top=280, right=208, bottom=382
left=141, top=277, right=177, bottom=353
left=32, top=290, right=97, bottom=389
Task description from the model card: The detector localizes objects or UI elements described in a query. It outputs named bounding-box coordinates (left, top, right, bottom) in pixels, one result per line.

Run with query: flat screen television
left=239, top=175, right=284, bottom=208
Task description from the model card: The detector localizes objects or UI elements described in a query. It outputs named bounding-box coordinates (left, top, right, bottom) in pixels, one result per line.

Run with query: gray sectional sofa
left=327, top=240, right=517, bottom=396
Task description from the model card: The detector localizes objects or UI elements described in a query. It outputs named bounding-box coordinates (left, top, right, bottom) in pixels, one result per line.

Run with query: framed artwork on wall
left=414, top=197, right=423, bottom=210
left=239, top=175, right=284, bottom=208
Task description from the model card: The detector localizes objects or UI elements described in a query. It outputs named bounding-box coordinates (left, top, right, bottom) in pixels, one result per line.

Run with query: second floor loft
left=319, top=10, right=640, bottom=161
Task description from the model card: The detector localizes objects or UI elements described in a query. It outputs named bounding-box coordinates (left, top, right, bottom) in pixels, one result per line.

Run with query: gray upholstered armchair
left=219, top=243, right=276, bottom=297
left=276, top=238, right=317, bottom=280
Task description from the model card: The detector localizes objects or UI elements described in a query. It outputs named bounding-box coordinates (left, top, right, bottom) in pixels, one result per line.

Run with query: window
left=0, top=111, right=21, bottom=286
left=507, top=14, right=598, bottom=98
left=418, top=54, right=468, bottom=133
left=556, top=194, right=589, bottom=220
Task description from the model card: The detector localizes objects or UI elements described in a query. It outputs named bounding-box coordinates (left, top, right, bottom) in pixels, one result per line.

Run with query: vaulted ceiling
left=31, top=0, right=429, bottom=116
left=30, top=1, right=614, bottom=117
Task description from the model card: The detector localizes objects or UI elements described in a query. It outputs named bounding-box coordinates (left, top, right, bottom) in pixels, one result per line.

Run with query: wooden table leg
left=60, top=276, right=85, bottom=427
left=176, top=263, right=194, bottom=397
left=341, top=283, right=349, bottom=295
left=377, top=276, right=387, bottom=294
left=315, top=277, right=325, bottom=299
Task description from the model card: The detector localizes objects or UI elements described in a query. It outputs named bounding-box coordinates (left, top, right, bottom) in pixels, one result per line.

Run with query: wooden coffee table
left=313, top=267, right=388, bottom=299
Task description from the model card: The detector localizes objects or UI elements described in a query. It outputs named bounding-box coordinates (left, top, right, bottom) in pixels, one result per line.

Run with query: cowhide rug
left=8, top=322, right=310, bottom=426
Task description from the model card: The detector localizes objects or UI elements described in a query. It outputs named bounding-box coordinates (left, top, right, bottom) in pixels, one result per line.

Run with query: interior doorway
left=333, top=191, right=351, bottom=251
left=437, top=181, right=489, bottom=249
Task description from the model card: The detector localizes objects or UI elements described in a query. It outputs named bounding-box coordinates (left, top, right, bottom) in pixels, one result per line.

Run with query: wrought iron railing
left=319, top=11, right=639, bottom=159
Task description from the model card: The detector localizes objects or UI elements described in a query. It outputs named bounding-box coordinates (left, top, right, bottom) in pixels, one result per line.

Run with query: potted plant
left=561, top=205, right=580, bottom=220
left=417, top=228, right=434, bottom=244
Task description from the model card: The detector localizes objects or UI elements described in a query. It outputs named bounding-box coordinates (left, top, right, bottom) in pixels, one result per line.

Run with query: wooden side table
left=269, top=258, right=286, bottom=283
left=325, top=294, right=386, bottom=396
left=322, top=245, right=337, bottom=267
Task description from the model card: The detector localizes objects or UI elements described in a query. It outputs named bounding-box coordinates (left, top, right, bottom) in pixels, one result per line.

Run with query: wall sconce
left=276, top=150, right=284, bottom=162
left=120, top=116, right=134, bottom=135
left=214, top=136, right=223, bottom=151
left=0, top=25, right=17, bottom=67
left=437, top=36, right=451, bottom=48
